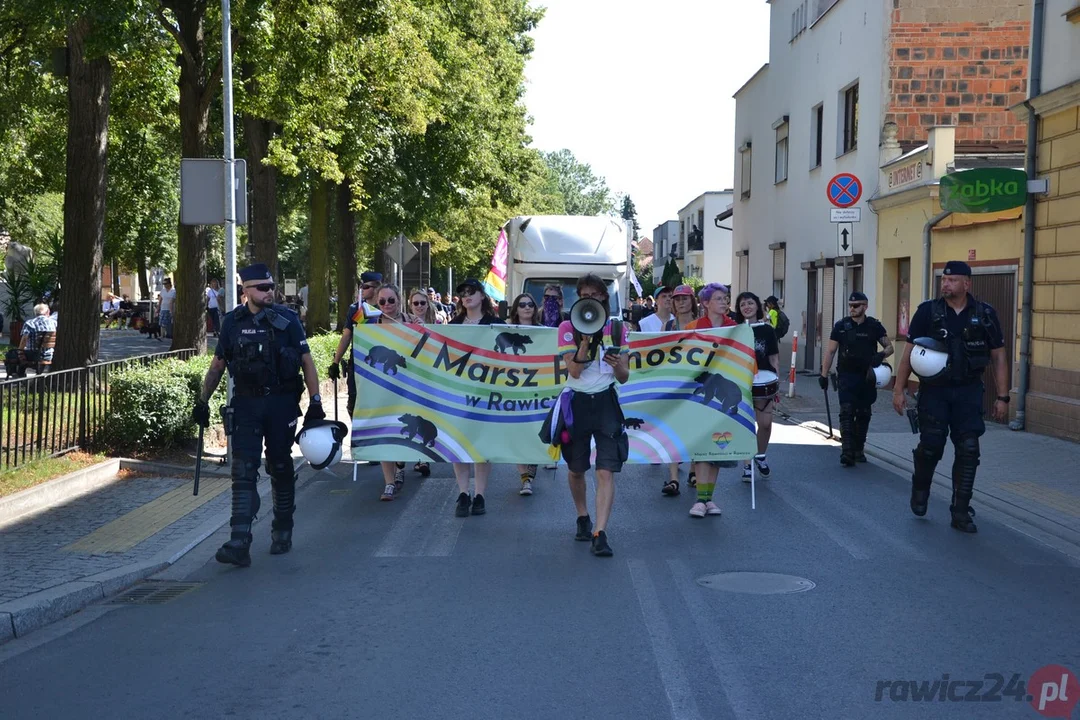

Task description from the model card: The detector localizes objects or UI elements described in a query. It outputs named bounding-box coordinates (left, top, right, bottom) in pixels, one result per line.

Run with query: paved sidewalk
left=776, top=372, right=1080, bottom=544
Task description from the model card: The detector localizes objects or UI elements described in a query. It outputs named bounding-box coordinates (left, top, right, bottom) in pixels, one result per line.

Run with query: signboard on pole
left=385, top=235, right=418, bottom=267
left=180, top=158, right=248, bottom=226
left=830, top=207, right=861, bottom=223
left=837, top=223, right=854, bottom=257
left=826, top=173, right=862, bottom=208
left=938, top=168, right=1027, bottom=213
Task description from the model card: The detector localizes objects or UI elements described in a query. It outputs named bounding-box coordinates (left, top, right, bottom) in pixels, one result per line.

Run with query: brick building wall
left=885, top=0, right=1031, bottom=148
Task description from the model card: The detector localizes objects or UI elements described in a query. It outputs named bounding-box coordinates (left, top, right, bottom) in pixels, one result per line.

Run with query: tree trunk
left=307, top=179, right=331, bottom=334
left=170, top=1, right=210, bottom=353
left=136, top=251, right=149, bottom=300
left=243, top=112, right=279, bottom=279
left=53, top=18, right=111, bottom=371
left=335, top=180, right=357, bottom=330
left=111, top=257, right=120, bottom=295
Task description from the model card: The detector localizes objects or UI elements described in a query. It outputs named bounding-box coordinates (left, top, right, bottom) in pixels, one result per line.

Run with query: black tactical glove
left=305, top=400, right=326, bottom=423
left=872, top=351, right=886, bottom=367
left=818, top=375, right=829, bottom=391
left=192, top=400, right=211, bottom=428
left=327, top=362, right=340, bottom=381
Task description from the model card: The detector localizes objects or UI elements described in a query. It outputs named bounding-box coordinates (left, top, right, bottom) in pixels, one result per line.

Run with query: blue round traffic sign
left=827, top=173, right=863, bottom=208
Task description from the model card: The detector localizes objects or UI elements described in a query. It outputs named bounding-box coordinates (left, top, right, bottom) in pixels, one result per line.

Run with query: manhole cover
left=107, top=581, right=203, bottom=605
left=697, top=572, right=815, bottom=595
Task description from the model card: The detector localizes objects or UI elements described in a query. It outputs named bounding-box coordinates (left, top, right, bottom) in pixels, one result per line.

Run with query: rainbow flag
left=481, top=227, right=508, bottom=302
left=351, top=302, right=380, bottom=325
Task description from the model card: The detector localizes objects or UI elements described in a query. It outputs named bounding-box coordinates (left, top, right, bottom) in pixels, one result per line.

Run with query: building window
left=790, top=1, right=808, bottom=41
left=896, top=258, right=911, bottom=339
left=739, top=143, right=752, bottom=199
left=774, top=122, right=789, bottom=184
left=772, top=247, right=786, bottom=303
left=811, top=103, right=823, bottom=168
left=840, top=83, right=859, bottom=154
left=812, top=0, right=841, bottom=25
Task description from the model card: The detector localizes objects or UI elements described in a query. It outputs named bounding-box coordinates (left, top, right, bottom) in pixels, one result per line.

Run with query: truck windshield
left=522, top=279, right=620, bottom=315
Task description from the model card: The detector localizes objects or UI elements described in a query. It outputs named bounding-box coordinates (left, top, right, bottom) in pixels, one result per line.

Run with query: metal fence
left=0, top=349, right=197, bottom=473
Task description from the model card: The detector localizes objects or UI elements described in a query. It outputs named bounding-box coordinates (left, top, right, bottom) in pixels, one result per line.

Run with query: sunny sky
left=523, top=0, right=772, bottom=236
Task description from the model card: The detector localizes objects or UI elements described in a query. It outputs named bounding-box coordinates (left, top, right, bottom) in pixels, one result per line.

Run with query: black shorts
left=561, top=387, right=629, bottom=474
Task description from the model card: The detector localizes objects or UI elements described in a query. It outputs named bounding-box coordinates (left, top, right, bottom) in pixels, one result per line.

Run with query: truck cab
left=502, top=215, right=630, bottom=317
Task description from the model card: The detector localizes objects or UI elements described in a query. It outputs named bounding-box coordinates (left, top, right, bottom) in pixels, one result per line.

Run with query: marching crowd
left=192, top=259, right=1009, bottom=567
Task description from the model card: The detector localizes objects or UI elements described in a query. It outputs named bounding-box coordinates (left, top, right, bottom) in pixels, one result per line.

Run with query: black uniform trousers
left=837, top=369, right=875, bottom=459
left=912, top=381, right=985, bottom=512
left=228, top=392, right=300, bottom=540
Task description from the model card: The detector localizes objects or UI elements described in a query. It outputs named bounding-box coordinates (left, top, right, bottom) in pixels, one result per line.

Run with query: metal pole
left=398, top=234, right=405, bottom=291
left=221, top=0, right=237, bottom=465
left=1012, top=0, right=1046, bottom=432
left=921, top=210, right=952, bottom=302
left=448, top=266, right=453, bottom=301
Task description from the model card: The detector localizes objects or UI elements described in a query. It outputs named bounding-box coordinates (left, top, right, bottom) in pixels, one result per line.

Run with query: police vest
left=930, top=298, right=992, bottom=383
left=224, top=306, right=302, bottom=391
left=837, top=317, right=878, bottom=372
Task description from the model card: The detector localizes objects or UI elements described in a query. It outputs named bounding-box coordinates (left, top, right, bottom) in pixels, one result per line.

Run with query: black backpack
left=774, top=310, right=790, bottom=339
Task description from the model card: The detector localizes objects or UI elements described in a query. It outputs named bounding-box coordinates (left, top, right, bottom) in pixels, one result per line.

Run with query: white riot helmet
left=909, top=337, right=949, bottom=381
left=871, top=361, right=893, bottom=388
left=296, top=420, right=349, bottom=470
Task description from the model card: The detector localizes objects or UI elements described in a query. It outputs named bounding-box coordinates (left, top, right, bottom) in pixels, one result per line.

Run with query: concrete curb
left=119, top=457, right=232, bottom=478
left=0, top=459, right=122, bottom=528
left=787, top=417, right=1080, bottom=557
left=0, top=459, right=319, bottom=646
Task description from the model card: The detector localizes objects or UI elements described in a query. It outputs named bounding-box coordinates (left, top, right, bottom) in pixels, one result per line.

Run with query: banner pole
left=788, top=330, right=799, bottom=398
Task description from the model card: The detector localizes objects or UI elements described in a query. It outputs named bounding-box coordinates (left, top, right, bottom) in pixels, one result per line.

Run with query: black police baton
left=823, top=378, right=834, bottom=439
left=193, top=423, right=204, bottom=496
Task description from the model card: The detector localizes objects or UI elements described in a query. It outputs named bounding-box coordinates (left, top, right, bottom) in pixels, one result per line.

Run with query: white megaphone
left=570, top=297, right=608, bottom=336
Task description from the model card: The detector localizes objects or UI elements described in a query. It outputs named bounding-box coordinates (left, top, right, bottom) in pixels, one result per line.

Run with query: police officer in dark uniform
left=820, top=292, right=894, bottom=466
left=329, top=271, right=382, bottom=416
left=892, top=261, right=1009, bottom=533
left=192, top=263, right=325, bottom=566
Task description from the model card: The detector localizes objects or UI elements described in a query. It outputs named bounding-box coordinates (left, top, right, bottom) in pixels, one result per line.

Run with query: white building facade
left=733, top=0, right=890, bottom=369
left=676, top=191, right=734, bottom=285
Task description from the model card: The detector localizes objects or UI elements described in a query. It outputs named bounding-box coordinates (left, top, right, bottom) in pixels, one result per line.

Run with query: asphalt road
left=2, top=421, right=1079, bottom=720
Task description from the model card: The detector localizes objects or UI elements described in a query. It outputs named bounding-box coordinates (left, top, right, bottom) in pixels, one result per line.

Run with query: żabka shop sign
left=939, top=168, right=1027, bottom=214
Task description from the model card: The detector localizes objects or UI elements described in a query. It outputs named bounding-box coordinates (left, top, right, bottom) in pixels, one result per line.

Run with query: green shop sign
left=939, top=168, right=1027, bottom=213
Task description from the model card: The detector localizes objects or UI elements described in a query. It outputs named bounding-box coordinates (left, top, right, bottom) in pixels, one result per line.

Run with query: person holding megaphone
left=557, top=274, right=630, bottom=558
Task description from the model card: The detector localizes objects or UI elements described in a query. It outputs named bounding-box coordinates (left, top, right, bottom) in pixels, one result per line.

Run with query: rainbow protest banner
left=480, top=228, right=508, bottom=302
left=349, top=323, right=759, bottom=464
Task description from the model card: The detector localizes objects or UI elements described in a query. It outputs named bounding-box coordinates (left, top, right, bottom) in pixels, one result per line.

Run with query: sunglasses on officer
left=245, top=282, right=275, bottom=293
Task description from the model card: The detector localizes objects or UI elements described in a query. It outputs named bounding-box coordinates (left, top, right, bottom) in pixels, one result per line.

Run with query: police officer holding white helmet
left=819, top=292, right=894, bottom=466
left=192, top=263, right=325, bottom=567
left=892, top=261, right=1009, bottom=533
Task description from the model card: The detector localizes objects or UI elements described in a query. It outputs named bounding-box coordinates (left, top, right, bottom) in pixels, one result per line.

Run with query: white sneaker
left=380, top=484, right=396, bottom=501
left=742, top=464, right=752, bottom=483
left=705, top=500, right=722, bottom=516
left=689, top=502, right=707, bottom=518
left=519, top=480, right=533, bottom=496
left=544, top=464, right=557, bottom=470
left=755, top=455, right=771, bottom=478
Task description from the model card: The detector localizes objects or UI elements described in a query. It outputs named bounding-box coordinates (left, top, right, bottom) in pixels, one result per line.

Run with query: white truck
left=500, top=214, right=632, bottom=317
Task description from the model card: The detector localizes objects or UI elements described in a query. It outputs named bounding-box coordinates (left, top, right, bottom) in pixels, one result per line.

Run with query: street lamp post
left=221, top=0, right=237, bottom=464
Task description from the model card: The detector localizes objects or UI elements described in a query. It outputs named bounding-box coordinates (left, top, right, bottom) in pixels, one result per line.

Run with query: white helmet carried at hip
left=871, top=361, right=893, bottom=388
left=296, top=419, right=349, bottom=470
left=909, top=337, right=950, bottom=381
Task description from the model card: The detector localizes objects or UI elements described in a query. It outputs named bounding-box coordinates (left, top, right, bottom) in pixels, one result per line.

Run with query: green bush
left=106, top=356, right=226, bottom=452
left=307, top=332, right=342, bottom=372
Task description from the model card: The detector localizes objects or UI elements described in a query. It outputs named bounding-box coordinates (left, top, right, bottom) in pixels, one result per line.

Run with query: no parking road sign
left=827, top=173, right=862, bottom=208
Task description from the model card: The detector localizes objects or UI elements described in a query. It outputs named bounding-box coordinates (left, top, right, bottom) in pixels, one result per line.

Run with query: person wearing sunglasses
left=329, top=271, right=382, bottom=418
left=448, top=279, right=505, bottom=516
left=192, top=263, right=325, bottom=567
left=508, top=292, right=542, bottom=495
left=372, top=283, right=418, bottom=501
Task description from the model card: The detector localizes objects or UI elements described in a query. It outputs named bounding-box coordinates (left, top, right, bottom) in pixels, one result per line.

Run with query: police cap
left=848, top=291, right=868, bottom=304
left=239, top=263, right=273, bottom=283
left=942, top=261, right=971, bottom=276
left=361, top=271, right=383, bottom=283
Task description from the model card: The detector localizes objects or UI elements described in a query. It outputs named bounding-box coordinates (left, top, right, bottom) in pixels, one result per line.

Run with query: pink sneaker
left=705, top=500, right=722, bottom=516
left=689, top=502, right=707, bottom=518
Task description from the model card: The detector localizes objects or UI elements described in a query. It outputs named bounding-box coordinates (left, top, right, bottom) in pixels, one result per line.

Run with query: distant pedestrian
left=158, top=278, right=176, bottom=339
left=206, top=278, right=222, bottom=336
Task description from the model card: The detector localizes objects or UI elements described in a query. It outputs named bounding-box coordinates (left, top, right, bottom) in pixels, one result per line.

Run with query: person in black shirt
left=735, top=292, right=779, bottom=480
left=820, top=292, right=894, bottom=465
left=891, top=261, right=1009, bottom=533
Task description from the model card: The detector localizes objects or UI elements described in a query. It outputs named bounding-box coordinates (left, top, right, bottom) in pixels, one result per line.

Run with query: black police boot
left=909, top=446, right=938, bottom=517
left=270, top=477, right=296, bottom=555
left=839, top=405, right=856, bottom=466
left=217, top=481, right=260, bottom=567
left=853, top=410, right=871, bottom=463
left=950, top=435, right=980, bottom=533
